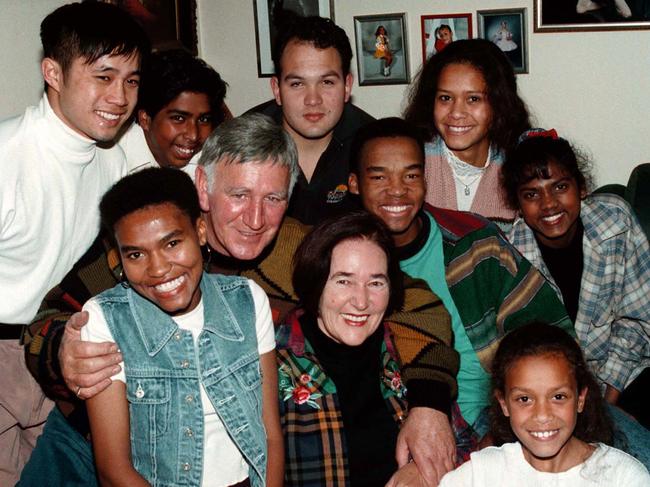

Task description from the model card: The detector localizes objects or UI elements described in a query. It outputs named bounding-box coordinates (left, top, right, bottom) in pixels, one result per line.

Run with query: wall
left=0, top=0, right=66, bottom=119
left=1, top=1, right=647, bottom=185
left=198, top=0, right=650, bottom=186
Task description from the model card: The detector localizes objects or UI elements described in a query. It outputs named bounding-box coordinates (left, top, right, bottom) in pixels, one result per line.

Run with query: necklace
left=445, top=144, right=491, bottom=197
left=452, top=172, right=483, bottom=196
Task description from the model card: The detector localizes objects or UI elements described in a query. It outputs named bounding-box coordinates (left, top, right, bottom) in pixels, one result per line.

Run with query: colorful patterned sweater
left=425, top=204, right=575, bottom=369
left=209, top=217, right=459, bottom=408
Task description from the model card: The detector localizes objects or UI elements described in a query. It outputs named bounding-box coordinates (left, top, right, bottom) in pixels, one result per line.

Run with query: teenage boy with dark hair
left=119, top=49, right=228, bottom=172
left=347, top=118, right=574, bottom=486
left=0, top=2, right=148, bottom=483
left=251, top=16, right=374, bottom=224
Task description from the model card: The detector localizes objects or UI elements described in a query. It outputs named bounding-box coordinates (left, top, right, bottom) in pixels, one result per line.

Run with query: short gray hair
left=198, top=113, right=299, bottom=197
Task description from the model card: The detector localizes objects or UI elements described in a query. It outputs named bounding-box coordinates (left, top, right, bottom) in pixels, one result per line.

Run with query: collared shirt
left=508, top=194, right=650, bottom=390
left=249, top=100, right=374, bottom=225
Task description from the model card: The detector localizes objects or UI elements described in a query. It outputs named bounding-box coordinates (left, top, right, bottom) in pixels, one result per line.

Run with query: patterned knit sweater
left=425, top=204, right=575, bottom=369
left=424, top=136, right=515, bottom=232
left=209, top=217, right=459, bottom=403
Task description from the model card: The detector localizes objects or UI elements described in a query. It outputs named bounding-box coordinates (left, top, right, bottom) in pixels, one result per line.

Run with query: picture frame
left=353, top=13, right=410, bottom=86
left=534, top=0, right=650, bottom=32
left=102, top=0, right=198, bottom=55
left=478, top=8, right=528, bottom=74
left=421, top=13, right=473, bottom=61
left=253, top=0, right=335, bottom=77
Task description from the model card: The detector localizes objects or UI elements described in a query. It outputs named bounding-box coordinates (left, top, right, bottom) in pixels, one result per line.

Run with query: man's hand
left=395, top=407, right=455, bottom=486
left=59, top=311, right=122, bottom=400
left=385, top=462, right=429, bottom=487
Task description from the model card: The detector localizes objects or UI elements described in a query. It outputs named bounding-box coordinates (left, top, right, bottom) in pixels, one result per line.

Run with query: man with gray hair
left=195, top=113, right=300, bottom=262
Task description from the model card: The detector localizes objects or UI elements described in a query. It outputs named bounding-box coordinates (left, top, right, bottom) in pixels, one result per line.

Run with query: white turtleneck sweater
left=0, top=94, right=126, bottom=323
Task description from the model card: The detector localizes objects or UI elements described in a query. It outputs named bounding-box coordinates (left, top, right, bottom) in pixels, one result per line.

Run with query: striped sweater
left=425, top=204, right=574, bottom=370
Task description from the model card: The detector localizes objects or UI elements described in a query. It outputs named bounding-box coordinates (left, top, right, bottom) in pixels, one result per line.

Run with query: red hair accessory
left=517, top=128, right=559, bottom=145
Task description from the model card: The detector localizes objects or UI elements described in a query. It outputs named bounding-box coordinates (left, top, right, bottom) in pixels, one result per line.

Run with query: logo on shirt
left=326, top=184, right=348, bottom=204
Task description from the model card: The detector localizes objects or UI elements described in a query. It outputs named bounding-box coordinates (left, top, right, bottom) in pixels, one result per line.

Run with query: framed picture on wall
left=478, top=8, right=528, bottom=74
left=421, top=13, right=472, bottom=61
left=102, top=0, right=198, bottom=54
left=253, top=0, right=335, bottom=77
left=353, top=13, right=410, bottom=86
left=534, top=0, right=650, bottom=32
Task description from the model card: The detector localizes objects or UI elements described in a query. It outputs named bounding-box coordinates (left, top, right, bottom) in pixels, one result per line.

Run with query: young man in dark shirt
left=250, top=16, right=374, bottom=224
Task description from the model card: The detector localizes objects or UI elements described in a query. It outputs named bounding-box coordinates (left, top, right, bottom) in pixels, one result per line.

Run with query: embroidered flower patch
left=279, top=365, right=322, bottom=409
left=383, top=369, right=407, bottom=399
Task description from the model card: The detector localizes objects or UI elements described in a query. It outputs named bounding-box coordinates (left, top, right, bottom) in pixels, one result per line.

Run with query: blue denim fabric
left=18, top=407, right=97, bottom=487
left=98, top=273, right=266, bottom=487
left=609, top=404, right=650, bottom=470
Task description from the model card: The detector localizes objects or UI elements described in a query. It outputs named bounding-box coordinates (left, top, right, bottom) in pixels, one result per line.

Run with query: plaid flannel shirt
left=508, top=194, right=650, bottom=390
left=276, top=312, right=476, bottom=487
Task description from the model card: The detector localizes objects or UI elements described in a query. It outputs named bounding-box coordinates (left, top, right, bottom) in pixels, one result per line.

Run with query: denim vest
left=97, top=273, right=266, bottom=487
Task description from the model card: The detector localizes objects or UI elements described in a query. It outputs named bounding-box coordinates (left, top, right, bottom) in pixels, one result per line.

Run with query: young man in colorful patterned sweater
left=346, top=118, right=574, bottom=485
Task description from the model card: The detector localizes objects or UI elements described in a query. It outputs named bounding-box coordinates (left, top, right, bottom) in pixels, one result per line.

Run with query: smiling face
left=116, top=203, right=207, bottom=316
left=44, top=53, right=140, bottom=142
left=433, top=63, right=492, bottom=167
left=497, top=352, right=588, bottom=473
left=349, top=136, right=425, bottom=248
left=139, top=91, right=214, bottom=168
left=271, top=40, right=352, bottom=146
left=517, top=160, right=585, bottom=249
left=317, top=238, right=390, bottom=346
left=196, top=160, right=290, bottom=260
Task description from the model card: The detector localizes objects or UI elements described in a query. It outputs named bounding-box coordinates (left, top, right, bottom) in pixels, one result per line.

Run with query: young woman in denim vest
left=81, top=167, right=283, bottom=487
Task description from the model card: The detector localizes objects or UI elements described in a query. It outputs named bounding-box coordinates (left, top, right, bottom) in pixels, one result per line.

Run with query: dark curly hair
left=100, top=167, right=200, bottom=239
left=490, top=322, right=614, bottom=446
left=501, top=132, right=593, bottom=211
left=292, top=211, right=404, bottom=318
left=403, top=39, right=530, bottom=153
left=272, top=16, right=352, bottom=77
left=138, top=49, right=228, bottom=126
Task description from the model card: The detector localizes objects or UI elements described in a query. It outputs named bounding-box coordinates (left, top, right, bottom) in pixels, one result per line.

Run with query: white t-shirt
left=82, top=279, right=275, bottom=487
left=117, top=122, right=158, bottom=174
left=439, top=442, right=650, bottom=487
left=117, top=122, right=199, bottom=180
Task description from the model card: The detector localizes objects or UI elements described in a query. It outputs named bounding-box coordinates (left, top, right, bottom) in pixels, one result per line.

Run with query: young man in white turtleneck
left=0, top=3, right=149, bottom=484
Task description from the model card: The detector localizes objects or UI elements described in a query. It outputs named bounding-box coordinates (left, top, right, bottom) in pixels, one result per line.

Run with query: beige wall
left=198, top=0, right=650, bottom=186
left=2, top=1, right=648, bottom=186
left=0, top=0, right=67, bottom=119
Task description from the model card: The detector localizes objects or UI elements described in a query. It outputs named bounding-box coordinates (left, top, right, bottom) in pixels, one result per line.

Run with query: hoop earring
left=119, top=269, right=130, bottom=288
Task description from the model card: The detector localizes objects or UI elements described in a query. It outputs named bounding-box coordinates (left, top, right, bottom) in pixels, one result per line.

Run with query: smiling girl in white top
left=439, top=323, right=650, bottom=486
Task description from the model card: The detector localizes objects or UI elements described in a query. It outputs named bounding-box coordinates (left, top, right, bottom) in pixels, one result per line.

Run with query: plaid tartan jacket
left=276, top=311, right=477, bottom=487
left=508, top=194, right=650, bottom=390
